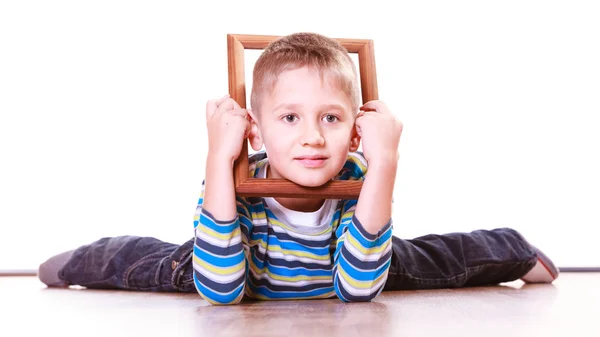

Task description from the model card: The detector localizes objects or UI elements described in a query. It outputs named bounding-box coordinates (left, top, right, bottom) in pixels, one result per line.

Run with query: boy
left=39, top=32, right=559, bottom=304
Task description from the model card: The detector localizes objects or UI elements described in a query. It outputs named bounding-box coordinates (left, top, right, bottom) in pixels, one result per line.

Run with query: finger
left=215, top=98, right=237, bottom=115
left=231, top=98, right=242, bottom=110
left=205, top=94, right=230, bottom=119
left=243, top=118, right=252, bottom=139
left=228, top=108, right=248, bottom=118
left=360, top=100, right=391, bottom=115
left=355, top=110, right=376, bottom=123
left=206, top=99, right=217, bottom=119
left=215, top=93, right=230, bottom=106
left=220, top=97, right=242, bottom=110
left=354, top=123, right=362, bottom=138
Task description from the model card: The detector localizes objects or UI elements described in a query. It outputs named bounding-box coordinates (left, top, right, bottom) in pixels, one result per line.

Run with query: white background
left=1, top=1, right=598, bottom=270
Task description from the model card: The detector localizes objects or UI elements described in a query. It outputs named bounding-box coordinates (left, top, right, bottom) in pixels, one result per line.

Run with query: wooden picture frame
left=227, top=33, right=378, bottom=199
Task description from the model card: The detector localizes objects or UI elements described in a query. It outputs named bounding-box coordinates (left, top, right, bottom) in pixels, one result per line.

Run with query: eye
left=283, top=114, right=298, bottom=123
left=323, top=114, right=339, bottom=123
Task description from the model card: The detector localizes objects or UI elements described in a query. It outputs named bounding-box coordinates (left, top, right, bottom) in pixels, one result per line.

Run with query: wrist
left=207, top=151, right=235, bottom=169
left=366, top=155, right=398, bottom=174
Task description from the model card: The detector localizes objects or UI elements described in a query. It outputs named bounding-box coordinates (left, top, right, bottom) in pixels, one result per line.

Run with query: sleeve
left=332, top=199, right=393, bottom=302
left=192, top=180, right=253, bottom=305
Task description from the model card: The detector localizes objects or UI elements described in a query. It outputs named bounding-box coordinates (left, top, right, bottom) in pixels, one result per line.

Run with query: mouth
left=294, top=155, right=328, bottom=168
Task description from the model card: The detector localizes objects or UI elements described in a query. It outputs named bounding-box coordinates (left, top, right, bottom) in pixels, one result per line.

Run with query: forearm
left=333, top=215, right=393, bottom=302
left=194, top=153, right=246, bottom=305
left=193, top=208, right=246, bottom=305
left=202, top=153, right=237, bottom=221
left=355, top=159, right=397, bottom=235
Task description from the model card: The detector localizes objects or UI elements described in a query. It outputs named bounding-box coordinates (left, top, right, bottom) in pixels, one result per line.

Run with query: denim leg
left=59, top=236, right=195, bottom=292
left=383, top=227, right=538, bottom=291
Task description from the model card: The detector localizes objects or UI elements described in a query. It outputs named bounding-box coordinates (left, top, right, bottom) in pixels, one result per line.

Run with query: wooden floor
left=2, top=273, right=598, bottom=337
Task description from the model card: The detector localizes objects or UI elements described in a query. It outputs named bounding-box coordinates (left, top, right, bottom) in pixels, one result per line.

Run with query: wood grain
left=227, top=33, right=378, bottom=198
left=3, top=273, right=598, bottom=337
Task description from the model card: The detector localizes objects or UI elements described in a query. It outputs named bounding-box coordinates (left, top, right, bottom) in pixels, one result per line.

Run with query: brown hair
left=250, top=32, right=360, bottom=115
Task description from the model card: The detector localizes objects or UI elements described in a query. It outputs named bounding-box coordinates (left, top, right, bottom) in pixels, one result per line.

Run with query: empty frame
left=227, top=34, right=379, bottom=199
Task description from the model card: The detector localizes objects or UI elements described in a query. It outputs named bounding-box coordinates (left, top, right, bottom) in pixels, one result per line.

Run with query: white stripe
left=343, top=238, right=393, bottom=262
left=261, top=250, right=331, bottom=266
left=193, top=262, right=246, bottom=284
left=269, top=223, right=333, bottom=241
left=337, top=272, right=386, bottom=297
left=194, top=243, right=245, bottom=260
left=195, top=228, right=241, bottom=248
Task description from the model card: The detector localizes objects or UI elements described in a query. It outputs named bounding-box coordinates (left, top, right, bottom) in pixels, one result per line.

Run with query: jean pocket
left=123, top=252, right=171, bottom=291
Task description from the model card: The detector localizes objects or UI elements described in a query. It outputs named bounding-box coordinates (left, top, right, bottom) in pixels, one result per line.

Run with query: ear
left=349, top=123, right=361, bottom=152
left=247, top=109, right=263, bottom=151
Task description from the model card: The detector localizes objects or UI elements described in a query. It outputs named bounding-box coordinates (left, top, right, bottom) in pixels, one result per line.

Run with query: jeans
left=58, top=228, right=537, bottom=292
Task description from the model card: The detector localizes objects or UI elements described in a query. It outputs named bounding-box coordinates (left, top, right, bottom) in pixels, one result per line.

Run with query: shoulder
left=248, top=151, right=269, bottom=178
left=335, top=151, right=368, bottom=181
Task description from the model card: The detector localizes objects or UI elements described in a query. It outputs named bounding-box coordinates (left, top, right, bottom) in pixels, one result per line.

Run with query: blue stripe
left=238, top=214, right=253, bottom=231
left=193, top=269, right=246, bottom=294
left=250, top=254, right=332, bottom=277
left=347, top=217, right=393, bottom=246
left=247, top=279, right=333, bottom=299
left=333, top=274, right=375, bottom=302
left=194, top=273, right=244, bottom=304
left=263, top=228, right=332, bottom=248
left=200, top=208, right=238, bottom=226
left=193, top=244, right=245, bottom=267
left=249, top=277, right=332, bottom=292
left=342, top=199, right=358, bottom=213
left=194, top=237, right=244, bottom=256
left=337, top=247, right=393, bottom=282
left=250, top=253, right=332, bottom=271
left=337, top=243, right=392, bottom=272
left=265, top=235, right=330, bottom=255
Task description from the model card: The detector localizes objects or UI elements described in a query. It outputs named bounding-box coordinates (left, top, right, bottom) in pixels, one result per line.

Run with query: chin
left=286, top=175, right=332, bottom=188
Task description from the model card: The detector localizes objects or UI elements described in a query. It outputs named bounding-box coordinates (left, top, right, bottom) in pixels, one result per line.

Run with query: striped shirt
left=193, top=151, right=393, bottom=304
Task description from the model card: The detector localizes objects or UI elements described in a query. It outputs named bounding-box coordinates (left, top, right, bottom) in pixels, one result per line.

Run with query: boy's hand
left=206, top=94, right=251, bottom=165
left=355, top=100, right=403, bottom=167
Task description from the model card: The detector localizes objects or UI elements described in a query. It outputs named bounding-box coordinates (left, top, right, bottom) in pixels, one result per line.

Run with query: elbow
left=193, top=273, right=246, bottom=305
left=334, top=288, right=379, bottom=303
left=196, top=286, right=245, bottom=306
left=203, top=295, right=244, bottom=306
left=333, top=275, right=383, bottom=303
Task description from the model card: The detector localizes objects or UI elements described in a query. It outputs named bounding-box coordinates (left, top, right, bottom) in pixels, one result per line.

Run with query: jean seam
left=388, top=260, right=532, bottom=284
left=171, top=251, right=193, bottom=290
left=123, top=252, right=170, bottom=289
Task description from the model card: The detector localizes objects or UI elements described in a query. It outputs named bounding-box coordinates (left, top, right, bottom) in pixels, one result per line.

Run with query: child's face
left=249, top=66, right=360, bottom=187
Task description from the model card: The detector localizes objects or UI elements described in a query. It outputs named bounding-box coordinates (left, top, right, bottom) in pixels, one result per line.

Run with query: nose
left=300, top=122, right=325, bottom=146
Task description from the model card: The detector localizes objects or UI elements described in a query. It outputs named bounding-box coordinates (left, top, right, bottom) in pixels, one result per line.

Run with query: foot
left=521, top=246, right=559, bottom=283
left=38, top=250, right=75, bottom=287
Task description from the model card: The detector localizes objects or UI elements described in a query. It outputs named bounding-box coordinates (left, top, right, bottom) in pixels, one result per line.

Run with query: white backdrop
left=1, top=1, right=599, bottom=270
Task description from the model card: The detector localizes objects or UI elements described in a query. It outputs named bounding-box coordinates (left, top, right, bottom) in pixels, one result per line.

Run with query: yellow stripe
left=247, top=259, right=332, bottom=282
left=341, top=210, right=355, bottom=220
left=193, top=255, right=245, bottom=276
left=248, top=240, right=330, bottom=261
left=345, top=233, right=390, bottom=255
left=202, top=287, right=245, bottom=305
left=337, top=266, right=387, bottom=290
left=346, top=154, right=367, bottom=177
left=196, top=224, right=241, bottom=241
left=250, top=211, right=267, bottom=220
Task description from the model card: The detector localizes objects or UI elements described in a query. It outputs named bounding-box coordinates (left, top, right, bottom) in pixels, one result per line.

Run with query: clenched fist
left=354, top=100, right=403, bottom=167
left=205, top=94, right=251, bottom=165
